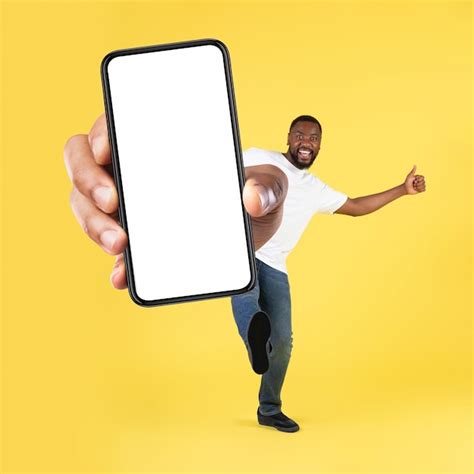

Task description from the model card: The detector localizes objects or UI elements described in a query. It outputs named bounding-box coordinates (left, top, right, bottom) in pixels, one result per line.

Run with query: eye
left=310, top=136, right=318, bottom=142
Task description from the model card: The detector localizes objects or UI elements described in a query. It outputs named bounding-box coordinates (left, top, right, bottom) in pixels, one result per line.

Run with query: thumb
left=408, top=165, right=417, bottom=176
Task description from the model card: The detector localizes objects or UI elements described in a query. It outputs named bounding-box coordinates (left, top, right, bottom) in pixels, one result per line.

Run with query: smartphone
left=101, top=39, right=255, bottom=307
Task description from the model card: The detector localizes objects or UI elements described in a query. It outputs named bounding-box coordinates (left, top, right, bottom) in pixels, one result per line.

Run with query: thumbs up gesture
left=404, top=165, right=426, bottom=195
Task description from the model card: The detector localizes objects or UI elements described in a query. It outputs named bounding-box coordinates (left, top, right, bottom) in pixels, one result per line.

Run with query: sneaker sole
left=247, top=312, right=271, bottom=374
left=258, top=418, right=300, bottom=433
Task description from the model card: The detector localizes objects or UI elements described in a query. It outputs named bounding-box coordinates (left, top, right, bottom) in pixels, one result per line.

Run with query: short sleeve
left=313, top=178, right=348, bottom=215
left=242, top=148, right=274, bottom=167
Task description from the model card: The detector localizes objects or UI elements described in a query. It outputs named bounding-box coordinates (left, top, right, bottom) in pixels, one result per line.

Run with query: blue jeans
left=231, top=258, right=293, bottom=416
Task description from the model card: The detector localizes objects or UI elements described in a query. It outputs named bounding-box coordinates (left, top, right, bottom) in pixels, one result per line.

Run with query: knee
left=270, top=335, right=293, bottom=357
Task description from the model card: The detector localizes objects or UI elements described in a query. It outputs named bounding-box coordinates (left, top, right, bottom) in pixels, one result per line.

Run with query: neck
left=283, top=150, right=304, bottom=171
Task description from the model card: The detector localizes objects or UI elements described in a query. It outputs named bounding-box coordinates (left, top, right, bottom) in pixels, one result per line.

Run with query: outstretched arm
left=335, top=166, right=426, bottom=217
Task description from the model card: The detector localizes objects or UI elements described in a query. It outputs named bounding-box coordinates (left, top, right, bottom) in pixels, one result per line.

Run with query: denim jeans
left=231, top=258, right=293, bottom=416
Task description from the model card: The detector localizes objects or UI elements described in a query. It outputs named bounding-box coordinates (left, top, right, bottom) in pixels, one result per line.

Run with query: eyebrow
left=294, top=130, right=319, bottom=136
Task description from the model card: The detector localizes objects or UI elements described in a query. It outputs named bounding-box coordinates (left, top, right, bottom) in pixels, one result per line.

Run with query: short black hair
left=289, top=115, right=322, bottom=134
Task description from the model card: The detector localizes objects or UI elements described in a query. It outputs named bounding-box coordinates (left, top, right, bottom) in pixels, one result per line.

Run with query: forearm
left=353, top=184, right=407, bottom=216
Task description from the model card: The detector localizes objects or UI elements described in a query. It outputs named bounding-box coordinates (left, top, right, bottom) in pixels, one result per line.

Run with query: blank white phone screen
left=106, top=44, right=252, bottom=303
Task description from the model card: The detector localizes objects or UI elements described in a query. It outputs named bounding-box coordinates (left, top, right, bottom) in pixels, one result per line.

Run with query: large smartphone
left=101, top=39, right=255, bottom=307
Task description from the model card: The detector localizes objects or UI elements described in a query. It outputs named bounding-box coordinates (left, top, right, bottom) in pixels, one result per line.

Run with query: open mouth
left=297, top=148, right=312, bottom=160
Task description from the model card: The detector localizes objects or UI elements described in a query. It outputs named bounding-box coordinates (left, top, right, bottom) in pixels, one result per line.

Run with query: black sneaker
left=257, top=409, right=300, bottom=433
left=247, top=312, right=271, bottom=374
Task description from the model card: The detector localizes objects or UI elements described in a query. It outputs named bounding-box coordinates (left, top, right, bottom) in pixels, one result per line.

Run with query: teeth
left=299, top=150, right=311, bottom=156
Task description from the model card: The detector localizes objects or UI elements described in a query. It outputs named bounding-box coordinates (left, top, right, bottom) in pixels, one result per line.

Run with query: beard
left=288, top=146, right=318, bottom=169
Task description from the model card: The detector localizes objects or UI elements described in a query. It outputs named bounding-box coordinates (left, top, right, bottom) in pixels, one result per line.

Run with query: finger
left=88, top=113, right=111, bottom=166
left=111, top=254, right=127, bottom=289
left=243, top=165, right=288, bottom=217
left=242, top=166, right=288, bottom=251
left=70, top=187, right=128, bottom=255
left=64, top=134, right=118, bottom=214
left=409, top=165, right=417, bottom=176
left=243, top=178, right=277, bottom=217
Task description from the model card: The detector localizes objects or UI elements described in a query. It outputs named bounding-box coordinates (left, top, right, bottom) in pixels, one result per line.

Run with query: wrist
left=399, top=183, right=408, bottom=196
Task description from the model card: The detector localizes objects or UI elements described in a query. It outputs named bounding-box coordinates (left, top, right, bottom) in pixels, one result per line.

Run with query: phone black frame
left=101, top=38, right=256, bottom=307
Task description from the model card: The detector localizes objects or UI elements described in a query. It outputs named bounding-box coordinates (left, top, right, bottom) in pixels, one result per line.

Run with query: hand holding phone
left=64, top=114, right=129, bottom=288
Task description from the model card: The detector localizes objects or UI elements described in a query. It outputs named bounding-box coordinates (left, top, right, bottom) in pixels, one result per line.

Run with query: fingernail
left=100, top=230, right=118, bottom=252
left=91, top=135, right=107, bottom=158
left=257, top=187, right=269, bottom=212
left=256, top=185, right=278, bottom=214
left=92, top=186, right=113, bottom=209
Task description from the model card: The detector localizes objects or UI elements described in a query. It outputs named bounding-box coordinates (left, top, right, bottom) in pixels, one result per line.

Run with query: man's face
left=286, top=121, right=321, bottom=169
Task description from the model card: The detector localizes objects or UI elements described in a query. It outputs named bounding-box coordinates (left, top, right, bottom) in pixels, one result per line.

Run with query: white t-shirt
left=243, top=147, right=348, bottom=274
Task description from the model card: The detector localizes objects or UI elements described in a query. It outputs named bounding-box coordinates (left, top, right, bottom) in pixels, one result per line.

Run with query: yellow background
left=1, top=1, right=472, bottom=472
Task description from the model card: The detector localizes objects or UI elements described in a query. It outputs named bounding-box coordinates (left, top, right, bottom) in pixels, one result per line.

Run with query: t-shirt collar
left=279, top=152, right=308, bottom=176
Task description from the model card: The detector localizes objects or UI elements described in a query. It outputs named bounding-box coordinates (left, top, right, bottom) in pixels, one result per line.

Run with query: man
left=229, top=115, right=427, bottom=433
left=64, top=114, right=426, bottom=434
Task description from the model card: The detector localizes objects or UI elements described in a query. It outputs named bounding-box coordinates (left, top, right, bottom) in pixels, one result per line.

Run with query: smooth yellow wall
left=2, top=1, right=471, bottom=473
